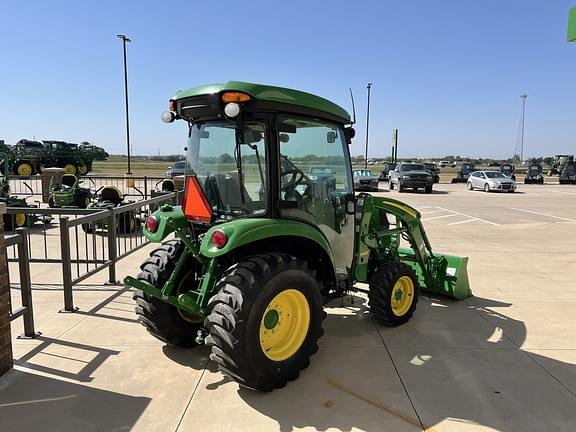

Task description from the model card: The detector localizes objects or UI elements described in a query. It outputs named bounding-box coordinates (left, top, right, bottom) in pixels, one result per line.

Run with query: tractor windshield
left=186, top=120, right=267, bottom=221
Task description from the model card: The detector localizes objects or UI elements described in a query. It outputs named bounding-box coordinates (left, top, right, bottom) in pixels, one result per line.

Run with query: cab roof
left=173, top=81, right=350, bottom=123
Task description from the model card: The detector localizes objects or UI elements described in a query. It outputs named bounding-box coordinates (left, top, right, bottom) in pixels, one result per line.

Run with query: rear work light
left=145, top=216, right=159, bottom=233
left=182, top=176, right=212, bottom=223
left=211, top=229, right=228, bottom=248
left=221, top=92, right=251, bottom=103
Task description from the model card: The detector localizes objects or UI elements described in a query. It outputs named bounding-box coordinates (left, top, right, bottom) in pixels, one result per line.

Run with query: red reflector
left=145, top=216, right=159, bottom=232
left=211, top=229, right=228, bottom=248
left=182, top=176, right=212, bottom=223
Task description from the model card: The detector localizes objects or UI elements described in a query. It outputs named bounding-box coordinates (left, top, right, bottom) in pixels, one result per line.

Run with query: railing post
left=106, top=209, right=119, bottom=284
left=59, top=217, right=77, bottom=312
left=144, top=176, right=148, bottom=200
left=16, top=228, right=37, bottom=337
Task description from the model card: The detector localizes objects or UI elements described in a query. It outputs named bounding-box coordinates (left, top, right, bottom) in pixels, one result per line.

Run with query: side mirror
left=344, top=127, right=355, bottom=144
left=279, top=133, right=290, bottom=143
left=327, top=131, right=336, bottom=143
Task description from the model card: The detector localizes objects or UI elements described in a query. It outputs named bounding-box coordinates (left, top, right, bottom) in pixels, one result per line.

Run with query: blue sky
left=1, top=1, right=576, bottom=159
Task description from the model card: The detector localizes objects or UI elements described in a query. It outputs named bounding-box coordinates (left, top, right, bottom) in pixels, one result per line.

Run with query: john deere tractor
left=124, top=81, right=470, bottom=391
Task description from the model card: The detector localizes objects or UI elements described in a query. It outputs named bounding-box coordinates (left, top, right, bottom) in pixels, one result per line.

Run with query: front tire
left=467, top=182, right=473, bottom=190
left=389, top=181, right=394, bottom=190
left=133, top=239, right=203, bottom=347
left=425, top=185, right=433, bottom=194
left=369, top=262, right=419, bottom=327
left=205, top=253, right=325, bottom=392
left=484, top=183, right=490, bottom=192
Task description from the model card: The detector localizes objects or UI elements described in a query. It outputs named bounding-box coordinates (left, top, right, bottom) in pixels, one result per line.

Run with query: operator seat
left=100, top=185, right=124, bottom=205
left=212, top=173, right=253, bottom=207
left=61, top=174, right=77, bottom=188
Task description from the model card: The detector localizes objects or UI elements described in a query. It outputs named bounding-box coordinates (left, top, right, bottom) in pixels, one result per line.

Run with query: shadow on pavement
left=233, top=294, right=576, bottom=432
left=0, top=370, right=150, bottom=432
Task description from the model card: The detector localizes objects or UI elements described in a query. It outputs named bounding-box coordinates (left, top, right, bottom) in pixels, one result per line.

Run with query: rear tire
left=205, top=253, right=325, bottom=391
left=369, top=262, right=419, bottom=327
left=133, top=239, right=203, bottom=347
left=76, top=194, right=91, bottom=208
left=118, top=213, right=137, bottom=234
left=15, top=161, right=33, bottom=176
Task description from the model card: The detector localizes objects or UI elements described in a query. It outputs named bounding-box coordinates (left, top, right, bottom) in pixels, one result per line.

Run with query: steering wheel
left=280, top=168, right=305, bottom=192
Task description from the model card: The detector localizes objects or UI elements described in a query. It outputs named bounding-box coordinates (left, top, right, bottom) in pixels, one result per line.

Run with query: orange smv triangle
left=182, top=176, right=212, bottom=223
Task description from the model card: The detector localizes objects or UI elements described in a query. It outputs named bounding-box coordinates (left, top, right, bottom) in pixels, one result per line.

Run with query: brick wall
left=0, top=202, right=13, bottom=377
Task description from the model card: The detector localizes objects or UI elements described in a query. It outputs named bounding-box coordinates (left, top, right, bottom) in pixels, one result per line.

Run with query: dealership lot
left=1, top=182, right=575, bottom=432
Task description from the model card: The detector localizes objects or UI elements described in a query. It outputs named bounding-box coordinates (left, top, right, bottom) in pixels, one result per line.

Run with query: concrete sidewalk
left=1, top=183, right=576, bottom=431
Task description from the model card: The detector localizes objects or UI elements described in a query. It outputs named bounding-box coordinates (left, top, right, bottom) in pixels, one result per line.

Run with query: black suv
left=389, top=163, right=434, bottom=193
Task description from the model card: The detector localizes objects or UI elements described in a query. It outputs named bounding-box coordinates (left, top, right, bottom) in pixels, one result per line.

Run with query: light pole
left=116, top=34, right=132, bottom=174
left=519, top=94, right=527, bottom=162
left=364, top=82, right=372, bottom=169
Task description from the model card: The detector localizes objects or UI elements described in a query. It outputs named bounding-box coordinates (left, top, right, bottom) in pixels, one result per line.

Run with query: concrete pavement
left=1, top=182, right=576, bottom=431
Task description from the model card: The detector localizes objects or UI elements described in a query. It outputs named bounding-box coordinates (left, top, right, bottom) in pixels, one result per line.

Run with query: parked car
left=166, top=160, right=186, bottom=177
left=378, top=162, right=397, bottom=181
left=389, top=163, right=434, bottom=193
left=308, top=166, right=336, bottom=180
left=467, top=171, right=516, bottom=192
left=353, top=169, right=379, bottom=191
left=439, top=160, right=456, bottom=168
left=422, top=162, right=440, bottom=183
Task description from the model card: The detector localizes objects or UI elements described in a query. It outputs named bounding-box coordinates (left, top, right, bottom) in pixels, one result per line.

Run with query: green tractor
left=124, top=81, right=471, bottom=391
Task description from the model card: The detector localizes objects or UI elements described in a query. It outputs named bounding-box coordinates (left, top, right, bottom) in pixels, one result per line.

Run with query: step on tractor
left=451, top=162, right=475, bottom=183
left=81, top=185, right=140, bottom=234
left=48, top=174, right=92, bottom=208
left=124, top=81, right=471, bottom=392
left=524, top=163, right=544, bottom=184
left=499, top=163, right=516, bottom=181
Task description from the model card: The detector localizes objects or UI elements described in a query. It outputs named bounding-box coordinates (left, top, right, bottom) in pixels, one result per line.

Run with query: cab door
left=276, top=115, right=355, bottom=275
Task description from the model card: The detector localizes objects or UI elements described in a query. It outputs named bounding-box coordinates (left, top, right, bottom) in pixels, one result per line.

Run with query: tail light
left=211, top=229, right=228, bottom=248
left=145, top=216, right=159, bottom=232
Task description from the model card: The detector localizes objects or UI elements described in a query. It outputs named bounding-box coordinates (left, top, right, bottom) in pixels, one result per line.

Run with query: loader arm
left=354, top=194, right=470, bottom=299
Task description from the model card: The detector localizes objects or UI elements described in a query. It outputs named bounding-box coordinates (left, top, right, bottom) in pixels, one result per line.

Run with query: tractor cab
left=451, top=162, right=475, bottom=183
left=525, top=164, right=544, bottom=184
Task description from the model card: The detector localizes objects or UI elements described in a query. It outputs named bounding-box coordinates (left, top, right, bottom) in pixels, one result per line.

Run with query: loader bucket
left=432, top=253, right=471, bottom=300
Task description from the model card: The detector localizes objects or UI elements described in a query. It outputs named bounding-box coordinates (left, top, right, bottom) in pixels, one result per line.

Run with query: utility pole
left=519, top=94, right=527, bottom=162
left=116, top=34, right=132, bottom=174
left=364, top=82, right=372, bottom=169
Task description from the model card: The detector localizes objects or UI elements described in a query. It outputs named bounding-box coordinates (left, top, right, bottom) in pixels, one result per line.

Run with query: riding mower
left=499, top=163, right=516, bottom=181
left=81, top=185, right=140, bottom=234
left=48, top=174, right=92, bottom=208
left=451, top=162, right=475, bottom=183
left=124, top=81, right=471, bottom=392
left=524, top=163, right=544, bottom=184
left=0, top=157, right=51, bottom=230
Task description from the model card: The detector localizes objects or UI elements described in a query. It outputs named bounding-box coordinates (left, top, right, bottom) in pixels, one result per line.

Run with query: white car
left=467, top=170, right=516, bottom=193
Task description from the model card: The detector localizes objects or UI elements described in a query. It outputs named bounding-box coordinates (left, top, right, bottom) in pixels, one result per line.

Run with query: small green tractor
left=499, top=163, right=516, bottom=181
left=451, top=162, right=475, bottom=183
left=524, top=163, right=544, bottom=184
left=48, top=174, right=92, bottom=208
left=124, top=82, right=471, bottom=391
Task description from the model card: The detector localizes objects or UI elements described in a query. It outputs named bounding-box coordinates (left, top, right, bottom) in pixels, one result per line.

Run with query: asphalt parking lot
left=1, top=181, right=576, bottom=431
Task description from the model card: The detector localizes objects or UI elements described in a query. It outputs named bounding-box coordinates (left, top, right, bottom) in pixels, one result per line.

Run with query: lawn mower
left=48, top=174, right=92, bottom=208
left=81, top=185, right=140, bottom=234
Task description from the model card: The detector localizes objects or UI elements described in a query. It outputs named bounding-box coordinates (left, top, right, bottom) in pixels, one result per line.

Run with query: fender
left=143, top=205, right=189, bottom=243
left=199, top=217, right=335, bottom=262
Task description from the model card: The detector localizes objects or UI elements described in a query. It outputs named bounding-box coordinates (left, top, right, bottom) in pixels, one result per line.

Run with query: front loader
left=124, top=81, right=471, bottom=391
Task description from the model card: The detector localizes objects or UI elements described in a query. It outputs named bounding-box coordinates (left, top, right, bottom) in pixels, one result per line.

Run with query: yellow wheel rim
left=15, top=213, right=26, bottom=227
left=78, top=164, right=88, bottom=175
left=129, top=217, right=136, bottom=231
left=259, top=289, right=310, bottom=362
left=64, top=164, right=77, bottom=174
left=84, top=197, right=91, bottom=208
left=391, top=276, right=414, bottom=317
left=17, top=163, right=32, bottom=176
